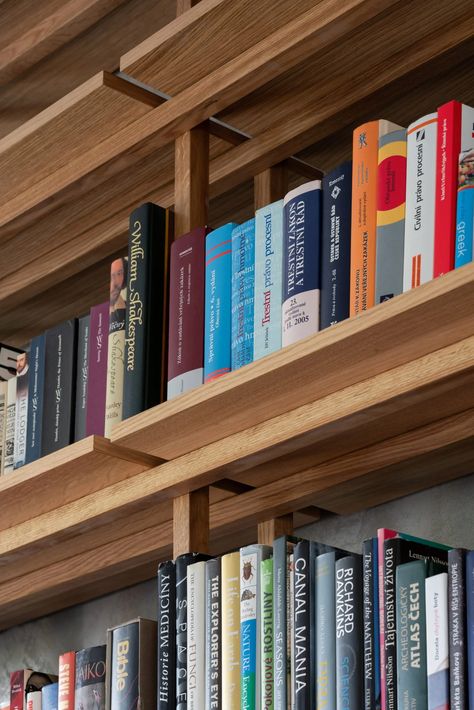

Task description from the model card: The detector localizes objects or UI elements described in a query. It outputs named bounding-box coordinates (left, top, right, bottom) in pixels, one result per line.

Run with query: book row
left=1, top=99, right=472, bottom=471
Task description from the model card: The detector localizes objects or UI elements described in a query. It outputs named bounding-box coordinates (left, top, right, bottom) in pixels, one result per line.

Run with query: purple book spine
left=86, top=302, right=109, bottom=436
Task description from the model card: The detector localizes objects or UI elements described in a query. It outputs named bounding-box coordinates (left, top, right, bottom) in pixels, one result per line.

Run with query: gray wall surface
left=1, top=474, right=473, bottom=704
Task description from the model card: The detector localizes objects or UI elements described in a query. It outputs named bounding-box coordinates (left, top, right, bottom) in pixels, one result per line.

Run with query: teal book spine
left=261, top=558, right=274, bottom=710
left=455, top=183, right=474, bottom=267
left=316, top=551, right=336, bottom=710
left=254, top=201, right=283, bottom=360
left=396, top=560, right=428, bottom=710
left=231, top=219, right=255, bottom=370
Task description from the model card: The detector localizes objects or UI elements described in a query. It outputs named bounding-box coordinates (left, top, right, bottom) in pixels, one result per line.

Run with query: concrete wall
left=1, top=474, right=473, bottom=704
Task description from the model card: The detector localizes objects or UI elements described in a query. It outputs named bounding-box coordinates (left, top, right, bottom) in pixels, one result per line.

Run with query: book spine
left=0, top=382, right=6, bottom=473
left=403, top=114, right=438, bottom=289
left=448, top=548, right=467, bottom=710
left=204, top=224, right=236, bottom=383
left=187, top=561, right=206, bottom=710
left=25, top=335, right=45, bottom=464
left=396, top=561, right=428, bottom=710
left=167, top=229, right=206, bottom=399
left=261, top=557, right=274, bottom=710
left=59, top=652, right=76, bottom=710
left=26, top=692, right=42, bottom=710
left=336, top=555, right=363, bottom=710
left=384, top=539, right=401, bottom=710
left=316, top=551, right=336, bottom=710
left=375, top=129, right=407, bottom=303
left=221, top=551, right=241, bottom=710
left=241, top=547, right=260, bottom=710
left=110, top=622, right=139, bottom=710
left=206, top=558, right=221, bottom=710
left=231, top=219, right=256, bottom=370
left=10, top=671, right=26, bottom=710
left=41, top=684, right=58, bottom=710
left=455, top=148, right=474, bottom=268
left=13, top=352, right=29, bottom=469
left=105, top=257, right=128, bottom=437
left=466, top=551, right=474, bottom=710
left=363, top=540, right=376, bottom=710
left=426, top=573, right=449, bottom=710
left=86, top=302, right=109, bottom=437
left=293, top=541, right=310, bottom=710
left=158, top=560, right=176, bottom=710
left=3, top=376, right=16, bottom=472
left=273, top=538, right=294, bottom=710
left=254, top=201, right=284, bottom=359
left=282, top=181, right=322, bottom=346
left=321, top=162, right=352, bottom=328
left=74, top=315, right=90, bottom=442
left=289, top=554, right=295, bottom=710
left=373, top=539, right=381, bottom=710
left=74, top=646, right=106, bottom=710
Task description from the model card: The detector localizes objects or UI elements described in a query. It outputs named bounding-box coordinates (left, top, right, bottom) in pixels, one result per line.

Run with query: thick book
left=231, top=218, right=256, bottom=370
left=260, top=557, right=274, bottom=710
left=426, top=573, right=449, bottom=710
left=466, top=550, right=474, bottom=710
left=11, top=672, right=57, bottom=710
left=75, top=646, right=106, bottom=710
left=42, top=684, right=58, bottom=710
left=157, top=560, right=176, bottom=710
left=167, top=228, right=207, bottom=398
left=59, top=652, right=76, bottom=710
left=205, top=557, right=221, bottom=710
left=74, top=315, right=90, bottom=442
left=434, top=101, right=474, bottom=276
left=293, top=539, right=312, bottom=710
left=86, top=302, right=109, bottom=437
left=105, top=257, right=128, bottom=437
left=0, top=381, right=6, bottom=473
left=25, top=334, right=45, bottom=464
left=350, top=119, right=402, bottom=314
left=321, top=161, right=352, bottom=328
left=403, top=113, right=438, bottom=290
left=106, top=618, right=157, bottom=710
left=448, top=548, right=467, bottom=710
left=363, top=538, right=380, bottom=710
left=455, top=150, right=474, bottom=268
left=282, top=180, right=322, bottom=346
left=375, top=129, right=407, bottom=303
left=3, top=373, right=17, bottom=472
left=42, top=320, right=77, bottom=456
left=0, top=342, right=23, bottom=381
left=241, top=543, right=272, bottom=710
left=187, top=560, right=207, bottom=710
left=14, top=351, right=29, bottom=469
left=204, top=223, right=237, bottom=383
left=316, top=550, right=339, bottom=710
left=273, top=536, right=299, bottom=710
left=221, top=551, right=241, bottom=710
left=254, top=200, right=284, bottom=359
left=336, top=554, right=363, bottom=710
left=123, top=203, right=171, bottom=418
left=26, top=692, right=42, bottom=710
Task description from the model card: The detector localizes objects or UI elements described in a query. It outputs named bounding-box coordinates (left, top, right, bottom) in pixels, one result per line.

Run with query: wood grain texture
left=176, top=0, right=201, bottom=15
left=174, top=126, right=209, bottom=237
left=254, top=164, right=287, bottom=211
left=258, top=515, right=293, bottom=545
left=173, top=488, right=209, bottom=556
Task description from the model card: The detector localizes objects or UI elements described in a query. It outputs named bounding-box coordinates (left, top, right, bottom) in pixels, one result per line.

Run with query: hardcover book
left=426, top=573, right=449, bottom=710
left=221, top=551, right=241, bottom=710
left=105, top=257, right=128, bottom=437
left=157, top=560, right=176, bottom=710
left=316, top=550, right=339, bottom=710
left=455, top=149, right=474, bottom=268
left=335, top=554, right=363, bottom=710
left=375, top=129, right=407, bottom=303
left=466, top=550, right=474, bottom=710
left=123, top=203, right=171, bottom=419
left=282, top=180, right=322, bottom=346
left=86, top=302, right=109, bottom=437
left=273, top=536, right=299, bottom=710
left=11, top=672, right=57, bottom=710
left=74, top=315, right=90, bottom=442
left=0, top=381, right=6, bottom=473
left=3, top=375, right=17, bottom=473
left=231, top=218, right=256, bottom=370
left=403, top=113, right=438, bottom=290
left=42, top=684, right=58, bottom=710
left=350, top=119, right=402, bottom=314
left=448, top=548, right=467, bottom=710
left=293, top=540, right=312, bottom=710
left=205, top=557, right=221, bottom=710
left=59, top=653, right=76, bottom=710
left=363, top=538, right=381, bottom=710
left=74, top=646, right=106, bottom=710
left=204, top=223, right=237, bottom=383
left=167, top=228, right=207, bottom=398
left=26, top=693, right=41, bottom=710
left=321, top=161, right=352, bottom=328
left=42, top=320, right=77, bottom=456
left=187, top=560, right=207, bottom=710
left=14, top=351, right=29, bottom=469
left=0, top=342, right=23, bottom=381
left=25, top=335, right=45, bottom=464
left=260, top=557, right=273, bottom=710
left=254, top=200, right=284, bottom=359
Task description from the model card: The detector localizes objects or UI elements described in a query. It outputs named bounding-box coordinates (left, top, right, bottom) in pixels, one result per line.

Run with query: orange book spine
left=58, top=652, right=75, bottom=710
left=350, top=121, right=380, bottom=315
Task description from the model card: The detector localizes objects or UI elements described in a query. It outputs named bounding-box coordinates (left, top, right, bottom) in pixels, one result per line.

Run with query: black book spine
left=205, top=558, right=221, bottom=710
left=336, top=554, right=363, bottom=710
left=42, top=320, right=77, bottom=456
left=25, top=333, right=45, bottom=465
left=158, top=560, right=176, bottom=710
left=123, top=203, right=170, bottom=419
left=449, top=548, right=467, bottom=710
left=383, top=538, right=402, bottom=710
left=111, top=622, right=139, bottom=710
left=75, top=645, right=106, bottom=710
left=363, top=539, right=376, bottom=710
left=293, top=540, right=311, bottom=710
left=74, top=315, right=90, bottom=442
left=320, top=160, right=352, bottom=329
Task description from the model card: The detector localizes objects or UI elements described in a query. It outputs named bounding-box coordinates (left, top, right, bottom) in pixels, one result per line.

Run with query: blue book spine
left=466, top=550, right=474, bottom=710
left=254, top=201, right=284, bottom=360
left=42, top=683, right=58, bottom=710
left=25, top=334, right=45, bottom=465
left=455, top=185, right=474, bottom=267
left=316, top=551, right=336, bottom=710
left=321, top=162, right=352, bottom=328
left=231, top=219, right=255, bottom=370
left=204, top=223, right=237, bottom=383
left=282, top=180, right=322, bottom=347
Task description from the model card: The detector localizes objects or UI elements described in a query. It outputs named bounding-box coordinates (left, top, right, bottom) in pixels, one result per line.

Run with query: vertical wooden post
left=258, top=514, right=293, bottom=546
left=176, top=0, right=200, bottom=14
left=174, top=127, right=209, bottom=238
left=173, top=488, right=209, bottom=556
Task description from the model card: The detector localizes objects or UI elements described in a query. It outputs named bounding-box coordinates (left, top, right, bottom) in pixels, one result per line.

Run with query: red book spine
left=10, top=671, right=28, bottom=710
left=58, top=652, right=75, bottom=710
left=434, top=100, right=462, bottom=277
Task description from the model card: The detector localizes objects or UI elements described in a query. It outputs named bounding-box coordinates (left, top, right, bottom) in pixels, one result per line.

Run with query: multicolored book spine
left=187, top=560, right=207, bottom=710
left=168, top=228, right=207, bottom=398
left=350, top=120, right=401, bottom=314
left=74, top=315, right=90, bottom=442
left=316, top=551, right=337, bottom=710
left=204, top=223, right=237, bottom=383
left=426, top=573, right=449, bottom=710
left=58, top=652, right=76, bottom=710
left=0, top=342, right=22, bottom=381
left=448, top=548, right=467, bottom=710
left=455, top=149, right=474, bottom=267
left=321, top=161, right=352, bottom=328
left=105, top=257, right=128, bottom=437
left=3, top=376, right=16, bottom=472
left=157, top=560, right=176, bottom=710
left=25, top=335, right=45, bottom=464
left=206, top=558, right=221, bottom=710
left=403, top=113, right=438, bottom=290
left=260, top=557, right=274, bottom=710
left=375, top=129, right=407, bottom=303
left=254, top=200, right=284, bottom=359
left=231, top=219, right=255, bottom=370
left=282, top=180, right=322, bottom=346
left=336, top=554, right=363, bottom=710
left=221, top=551, right=241, bottom=710
left=74, top=646, right=106, bottom=710
left=86, top=302, right=109, bottom=437
left=14, top=351, right=29, bottom=468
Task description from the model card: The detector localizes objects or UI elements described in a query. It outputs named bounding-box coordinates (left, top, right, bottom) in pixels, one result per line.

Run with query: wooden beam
left=173, top=488, right=210, bottom=556
left=174, top=126, right=209, bottom=237
left=258, top=514, right=293, bottom=545
left=254, top=164, right=287, bottom=210
left=176, top=0, right=200, bottom=14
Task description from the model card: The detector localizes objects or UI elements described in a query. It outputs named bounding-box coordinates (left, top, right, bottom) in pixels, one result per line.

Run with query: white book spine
left=188, top=560, right=207, bottom=710
left=0, top=381, right=7, bottom=474
left=3, top=376, right=16, bottom=473
left=27, top=691, right=42, bottom=710
left=426, top=572, right=449, bottom=710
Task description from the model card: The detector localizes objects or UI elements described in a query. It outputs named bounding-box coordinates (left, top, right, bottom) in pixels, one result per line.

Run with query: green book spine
left=261, top=558, right=274, bottom=710
left=396, top=560, right=428, bottom=710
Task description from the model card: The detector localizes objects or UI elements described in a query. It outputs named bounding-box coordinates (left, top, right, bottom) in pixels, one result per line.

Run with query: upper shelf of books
left=0, top=0, right=473, bottom=345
